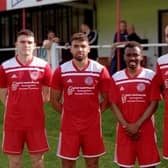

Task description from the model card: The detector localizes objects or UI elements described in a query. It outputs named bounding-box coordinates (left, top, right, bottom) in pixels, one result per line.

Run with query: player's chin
left=128, top=63, right=137, bottom=69
left=75, top=57, right=83, bottom=61
left=75, top=55, right=84, bottom=61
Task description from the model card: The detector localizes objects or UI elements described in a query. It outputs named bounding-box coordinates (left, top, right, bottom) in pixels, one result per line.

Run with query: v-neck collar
left=16, top=55, right=33, bottom=66
left=125, top=67, right=143, bottom=78
left=72, top=59, right=90, bottom=72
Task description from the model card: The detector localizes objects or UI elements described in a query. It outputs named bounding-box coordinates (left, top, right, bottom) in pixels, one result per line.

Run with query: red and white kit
left=156, top=53, right=168, bottom=159
left=0, top=56, right=52, bottom=154
left=110, top=68, right=160, bottom=167
left=51, top=59, right=110, bottom=160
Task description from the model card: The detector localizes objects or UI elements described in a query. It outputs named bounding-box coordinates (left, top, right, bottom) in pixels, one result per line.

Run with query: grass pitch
left=0, top=101, right=166, bottom=167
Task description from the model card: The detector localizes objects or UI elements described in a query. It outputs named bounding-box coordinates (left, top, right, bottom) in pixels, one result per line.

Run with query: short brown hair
left=70, top=32, right=89, bottom=44
left=17, top=29, right=34, bottom=38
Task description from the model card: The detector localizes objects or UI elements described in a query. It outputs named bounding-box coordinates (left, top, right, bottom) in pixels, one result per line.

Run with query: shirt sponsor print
left=11, top=82, right=19, bottom=91
left=67, top=86, right=74, bottom=96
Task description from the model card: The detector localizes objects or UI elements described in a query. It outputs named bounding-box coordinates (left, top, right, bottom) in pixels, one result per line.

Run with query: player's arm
left=42, top=86, right=50, bottom=103
left=0, top=65, right=7, bottom=104
left=126, top=73, right=161, bottom=135
left=99, top=67, right=112, bottom=112
left=110, top=78, right=134, bottom=137
left=111, top=103, right=142, bottom=140
left=42, top=63, right=52, bottom=103
left=111, top=103, right=128, bottom=128
left=0, top=88, right=7, bottom=105
left=109, top=77, right=128, bottom=127
left=50, top=66, right=62, bottom=113
left=50, top=88, right=62, bottom=113
left=126, top=100, right=158, bottom=135
left=100, top=92, right=110, bottom=113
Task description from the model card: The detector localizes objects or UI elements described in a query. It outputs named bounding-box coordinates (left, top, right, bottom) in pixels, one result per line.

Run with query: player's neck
left=17, top=54, right=33, bottom=65
left=126, top=66, right=142, bottom=78
left=73, top=58, right=89, bottom=70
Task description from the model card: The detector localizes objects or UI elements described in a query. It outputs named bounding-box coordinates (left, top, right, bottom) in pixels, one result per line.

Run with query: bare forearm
left=100, top=93, right=110, bottom=113
left=136, top=101, right=158, bottom=127
left=50, top=89, right=62, bottom=113
left=50, top=100, right=62, bottom=113
left=111, top=103, right=128, bottom=127
left=0, top=89, right=7, bottom=105
left=42, top=86, right=50, bottom=103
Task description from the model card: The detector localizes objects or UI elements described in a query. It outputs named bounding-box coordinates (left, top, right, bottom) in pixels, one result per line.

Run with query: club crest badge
left=85, top=77, right=93, bottom=85
left=30, top=71, right=39, bottom=81
left=137, top=83, right=145, bottom=92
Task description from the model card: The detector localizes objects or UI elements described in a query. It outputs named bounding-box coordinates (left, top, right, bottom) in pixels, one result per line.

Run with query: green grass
left=0, top=101, right=166, bottom=167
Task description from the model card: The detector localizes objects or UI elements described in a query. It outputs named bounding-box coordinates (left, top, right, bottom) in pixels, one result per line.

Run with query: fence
left=0, top=43, right=168, bottom=71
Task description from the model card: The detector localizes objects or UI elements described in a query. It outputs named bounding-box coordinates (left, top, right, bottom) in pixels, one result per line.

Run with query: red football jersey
left=111, top=68, right=160, bottom=123
left=0, top=56, right=52, bottom=129
left=156, top=54, right=168, bottom=158
left=51, top=60, right=110, bottom=132
left=156, top=54, right=168, bottom=97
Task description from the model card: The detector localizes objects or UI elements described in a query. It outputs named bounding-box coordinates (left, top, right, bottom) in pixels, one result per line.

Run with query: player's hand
left=56, top=103, right=62, bottom=114
left=130, top=131, right=141, bottom=141
left=125, top=123, right=140, bottom=135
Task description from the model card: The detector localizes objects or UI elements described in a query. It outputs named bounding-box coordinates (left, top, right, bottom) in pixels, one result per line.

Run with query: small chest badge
left=85, top=77, right=94, bottom=85
left=137, top=83, right=145, bottom=92
left=30, top=71, right=39, bottom=80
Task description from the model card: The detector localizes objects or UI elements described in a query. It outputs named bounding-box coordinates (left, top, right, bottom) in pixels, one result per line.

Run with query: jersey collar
left=16, top=55, right=34, bottom=66
left=125, top=67, right=143, bottom=78
left=72, top=59, right=90, bottom=72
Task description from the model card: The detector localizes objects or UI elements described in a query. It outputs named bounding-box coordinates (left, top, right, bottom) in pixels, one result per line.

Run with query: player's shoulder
left=60, top=60, right=72, bottom=68
left=32, top=56, right=48, bottom=67
left=157, top=53, right=168, bottom=65
left=88, top=59, right=105, bottom=72
left=1, top=57, right=18, bottom=69
left=112, top=69, right=126, bottom=81
left=140, top=68, right=155, bottom=79
left=60, top=60, right=75, bottom=73
left=142, top=68, right=155, bottom=74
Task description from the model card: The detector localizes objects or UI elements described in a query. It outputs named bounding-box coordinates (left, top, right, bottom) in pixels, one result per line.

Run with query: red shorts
left=57, top=126, right=105, bottom=160
left=2, top=128, right=49, bottom=155
left=114, top=122, right=160, bottom=167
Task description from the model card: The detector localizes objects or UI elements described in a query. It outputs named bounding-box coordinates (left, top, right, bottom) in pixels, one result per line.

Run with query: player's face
left=124, top=47, right=143, bottom=70
left=16, top=35, right=35, bottom=57
left=70, top=40, right=90, bottom=61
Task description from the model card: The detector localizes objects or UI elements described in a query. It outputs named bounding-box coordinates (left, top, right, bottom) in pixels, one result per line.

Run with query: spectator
left=110, top=20, right=128, bottom=75
left=43, top=30, right=59, bottom=65
left=127, top=24, right=142, bottom=43
left=80, top=23, right=98, bottom=60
